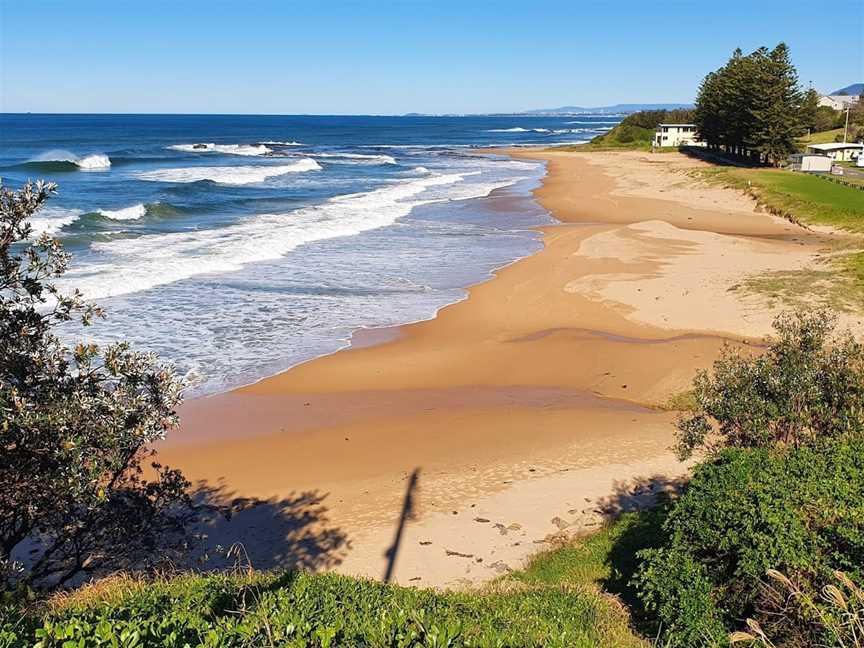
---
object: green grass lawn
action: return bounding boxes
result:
[697,166,864,232]
[1,514,666,648]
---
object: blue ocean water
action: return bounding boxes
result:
[0,113,620,395]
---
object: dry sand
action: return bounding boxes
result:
[159,149,834,587]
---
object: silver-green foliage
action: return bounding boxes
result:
[0,182,192,592]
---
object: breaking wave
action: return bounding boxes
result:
[134,159,321,185]
[62,169,530,300]
[98,204,148,220]
[485,127,551,133]
[312,152,397,165]
[27,207,83,236]
[168,143,272,156]
[20,150,111,171]
[259,140,305,146]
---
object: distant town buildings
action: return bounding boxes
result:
[652,124,706,148]
[818,95,860,110]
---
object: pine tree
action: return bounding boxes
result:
[696,43,806,164]
[746,43,804,165]
[800,88,820,134]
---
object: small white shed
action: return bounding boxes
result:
[789,153,831,172]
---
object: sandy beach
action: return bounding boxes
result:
[159,149,836,587]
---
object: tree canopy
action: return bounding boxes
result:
[694,43,808,164]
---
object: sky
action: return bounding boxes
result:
[1,0,862,115]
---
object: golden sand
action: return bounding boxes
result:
[160,149,834,586]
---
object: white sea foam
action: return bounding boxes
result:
[135,159,321,185]
[63,168,532,300]
[27,207,83,236]
[565,121,621,125]
[313,152,397,165]
[168,143,272,156]
[485,127,553,133]
[259,140,305,146]
[411,166,431,174]
[98,204,147,220]
[77,154,112,170]
[551,128,604,134]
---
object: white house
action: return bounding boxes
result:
[653,124,705,148]
[806,142,864,162]
[818,95,860,111]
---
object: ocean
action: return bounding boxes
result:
[0,113,620,395]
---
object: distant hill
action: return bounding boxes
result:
[522,103,693,115]
[832,83,863,96]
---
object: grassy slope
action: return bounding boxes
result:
[554,122,656,152]
[798,127,845,147]
[694,165,864,311]
[696,167,864,231]
[1,515,667,648]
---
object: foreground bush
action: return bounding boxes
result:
[635,439,864,647]
[0,569,644,648]
[1,181,192,593]
[676,310,864,459]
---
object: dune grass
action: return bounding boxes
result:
[0,514,666,648]
[691,165,864,312]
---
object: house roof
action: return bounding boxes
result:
[657,123,696,127]
[807,142,864,151]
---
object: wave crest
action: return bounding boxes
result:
[134,159,321,185]
[62,169,532,300]
[27,207,83,236]
[98,204,147,220]
[313,152,397,165]
[22,150,111,171]
[168,143,273,156]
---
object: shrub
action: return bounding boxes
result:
[0,182,193,593]
[676,310,864,460]
[635,440,864,647]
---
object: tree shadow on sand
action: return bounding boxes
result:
[180,481,350,574]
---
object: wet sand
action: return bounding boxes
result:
[160,149,828,586]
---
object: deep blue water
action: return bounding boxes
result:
[0,113,620,394]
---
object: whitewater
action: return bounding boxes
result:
[1,113,618,394]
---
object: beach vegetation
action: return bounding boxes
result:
[688,163,864,309]
[635,438,864,647]
[0,562,649,647]
[0,182,194,594]
[675,310,864,460]
[633,311,864,647]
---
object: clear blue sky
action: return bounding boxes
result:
[1,0,861,114]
